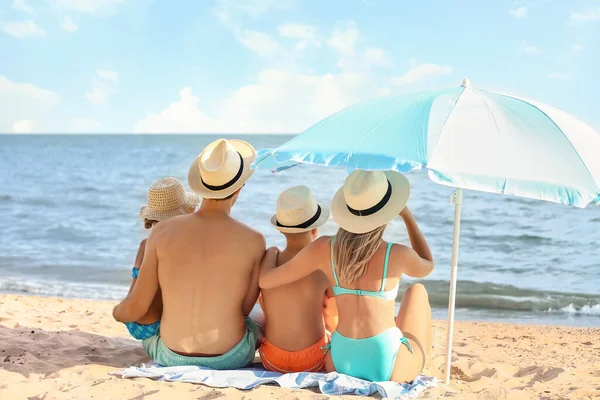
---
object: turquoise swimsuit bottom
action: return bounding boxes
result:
[124,267,161,340]
[329,240,413,382]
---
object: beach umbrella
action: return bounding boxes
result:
[252,78,600,384]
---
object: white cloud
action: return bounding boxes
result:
[84,88,108,104]
[135,87,235,133]
[278,23,320,47]
[392,62,453,85]
[364,48,392,67]
[96,69,118,82]
[572,44,584,54]
[61,16,78,32]
[509,6,527,18]
[12,0,34,14]
[570,8,600,22]
[238,30,281,57]
[547,73,572,81]
[0,76,60,105]
[0,76,60,132]
[84,70,118,104]
[2,20,46,39]
[328,20,359,56]
[52,0,127,14]
[135,69,385,133]
[12,119,34,133]
[71,117,101,132]
[523,45,541,55]
[215,0,297,18]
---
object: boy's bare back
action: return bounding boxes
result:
[260,248,329,351]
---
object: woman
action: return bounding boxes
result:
[259,170,434,383]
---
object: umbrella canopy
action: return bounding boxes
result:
[253,79,600,385]
[255,79,600,208]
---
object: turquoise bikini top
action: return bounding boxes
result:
[330,239,399,300]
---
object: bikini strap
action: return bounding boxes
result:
[380,242,393,291]
[330,237,340,286]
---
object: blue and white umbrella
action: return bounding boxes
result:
[253,79,600,384]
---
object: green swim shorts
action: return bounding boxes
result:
[142,317,259,369]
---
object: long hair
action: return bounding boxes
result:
[332,225,386,283]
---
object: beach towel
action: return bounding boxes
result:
[112,363,437,399]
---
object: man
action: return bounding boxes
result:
[113,139,265,369]
[259,185,335,373]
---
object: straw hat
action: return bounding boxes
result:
[331,170,410,234]
[270,185,330,233]
[188,139,256,199]
[140,177,199,221]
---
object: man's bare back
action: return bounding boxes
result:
[155,209,265,355]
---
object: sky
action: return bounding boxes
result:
[1,0,599,133]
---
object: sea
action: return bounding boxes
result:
[0,134,598,327]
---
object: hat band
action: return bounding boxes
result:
[347,180,392,217]
[277,205,322,229]
[200,152,244,191]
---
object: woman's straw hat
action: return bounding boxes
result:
[331,170,410,234]
[188,139,256,199]
[270,185,330,233]
[140,177,199,221]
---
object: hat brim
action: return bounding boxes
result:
[331,171,410,234]
[140,192,199,221]
[269,203,331,233]
[188,140,256,199]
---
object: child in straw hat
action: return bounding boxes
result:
[123,177,199,340]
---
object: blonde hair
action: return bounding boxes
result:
[332,225,386,283]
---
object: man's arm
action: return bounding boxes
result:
[113,230,160,323]
[241,234,266,316]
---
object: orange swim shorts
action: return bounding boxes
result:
[259,336,329,373]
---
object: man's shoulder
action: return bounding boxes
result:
[232,219,265,242]
[150,214,190,237]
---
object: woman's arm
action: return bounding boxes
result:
[259,239,325,289]
[399,207,434,278]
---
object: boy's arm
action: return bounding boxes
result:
[322,285,338,333]
[126,239,147,295]
[242,234,266,316]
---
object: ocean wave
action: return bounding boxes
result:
[24,197,56,207]
[0,276,128,300]
[549,304,600,316]
[77,185,103,194]
[405,279,600,316]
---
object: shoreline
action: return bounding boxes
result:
[1,293,599,399]
[2,285,597,329]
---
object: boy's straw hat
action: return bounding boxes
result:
[271,185,330,233]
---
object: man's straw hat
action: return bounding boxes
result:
[188,139,256,199]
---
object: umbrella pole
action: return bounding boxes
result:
[443,188,463,385]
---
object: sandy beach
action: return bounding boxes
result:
[0,293,598,400]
